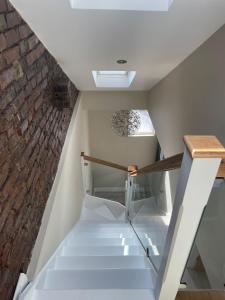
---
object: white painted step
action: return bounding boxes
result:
[67,237,139,246]
[53,255,152,270]
[61,245,145,256]
[40,269,156,289]
[34,289,155,300]
[77,222,131,228]
[71,232,135,238]
[73,227,133,234]
[137,233,166,246]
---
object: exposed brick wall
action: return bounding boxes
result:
[0,1,79,299]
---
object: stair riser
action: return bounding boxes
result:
[61,246,145,256]
[53,256,152,270]
[67,238,139,246]
[41,269,156,289]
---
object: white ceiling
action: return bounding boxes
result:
[11,0,225,91]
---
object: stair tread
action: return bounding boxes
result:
[62,245,145,256]
[54,255,152,270]
[19,196,159,300]
[34,289,155,300]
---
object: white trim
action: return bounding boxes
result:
[13,274,29,300]
[94,187,126,193]
[26,95,84,280]
[156,149,222,300]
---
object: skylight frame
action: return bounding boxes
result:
[92,70,136,88]
[70,0,174,11]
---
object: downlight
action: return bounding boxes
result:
[117,59,127,65]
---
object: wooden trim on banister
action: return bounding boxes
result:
[184,135,225,159]
[217,160,225,178]
[132,153,184,175]
[81,153,128,172]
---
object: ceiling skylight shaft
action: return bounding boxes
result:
[70,0,174,11]
[92,70,136,88]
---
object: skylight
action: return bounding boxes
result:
[70,0,174,11]
[92,71,136,88]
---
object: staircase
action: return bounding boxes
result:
[19,195,157,300]
[18,136,225,300]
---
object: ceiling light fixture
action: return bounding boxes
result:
[112,110,141,137]
[117,59,127,65]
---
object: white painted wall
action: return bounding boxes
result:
[88,110,157,168]
[82,91,158,190]
[148,25,225,288]
[10,0,225,91]
[82,91,149,111]
[148,25,225,157]
[27,95,90,279]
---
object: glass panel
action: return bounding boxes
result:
[129,168,180,271]
[181,180,225,290]
[83,159,128,206]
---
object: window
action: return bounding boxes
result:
[129,110,155,137]
[92,70,136,88]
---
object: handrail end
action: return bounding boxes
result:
[184,135,225,159]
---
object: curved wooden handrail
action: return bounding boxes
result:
[131,153,184,176]
[81,153,128,172]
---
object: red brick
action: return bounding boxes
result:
[5,29,20,47]
[18,24,31,39]
[0,0,7,13]
[0,5,78,300]
[0,14,7,32]
[3,46,20,65]
[6,0,15,12]
[27,34,39,50]
[0,53,6,71]
[0,86,16,110]
[26,44,45,66]
[34,95,43,111]
[0,67,14,90]
[20,119,28,135]
[6,11,21,28]
[0,161,10,188]
[0,33,7,51]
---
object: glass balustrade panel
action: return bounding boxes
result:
[83,159,128,206]
[129,168,180,271]
[181,180,225,290]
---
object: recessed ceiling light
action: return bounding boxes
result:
[92,70,136,88]
[117,59,127,65]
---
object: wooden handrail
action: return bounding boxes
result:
[132,153,225,178]
[81,153,128,172]
[81,151,225,178]
[131,153,184,175]
[217,160,225,178]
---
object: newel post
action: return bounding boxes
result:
[156,136,225,300]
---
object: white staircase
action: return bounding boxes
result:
[19,195,156,300]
